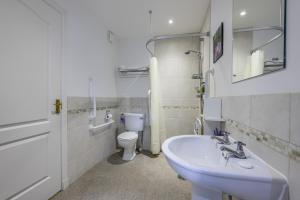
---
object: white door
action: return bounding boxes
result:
[0,0,62,199]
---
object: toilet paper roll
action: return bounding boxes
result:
[105,113,113,120]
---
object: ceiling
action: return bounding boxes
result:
[233,0,282,28]
[81,0,210,39]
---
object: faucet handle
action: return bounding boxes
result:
[234,141,246,146]
[234,141,246,152]
[223,131,230,143]
[223,131,230,136]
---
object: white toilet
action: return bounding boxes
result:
[117,113,144,161]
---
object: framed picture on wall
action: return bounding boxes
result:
[213,22,224,63]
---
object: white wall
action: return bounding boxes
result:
[200,8,211,77]
[58,0,118,97]
[210,0,300,97]
[116,37,151,97]
[53,0,119,189]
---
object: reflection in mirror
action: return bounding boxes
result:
[232,0,285,83]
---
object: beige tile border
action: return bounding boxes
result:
[67,97,149,114]
[67,105,119,114]
[225,119,300,163]
[67,96,120,114]
[162,105,199,110]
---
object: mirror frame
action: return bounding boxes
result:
[231,0,287,83]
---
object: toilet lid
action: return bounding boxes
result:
[118,131,138,140]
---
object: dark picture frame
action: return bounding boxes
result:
[213,22,224,63]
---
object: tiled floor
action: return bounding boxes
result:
[51,151,192,200]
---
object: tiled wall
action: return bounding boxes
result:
[162,103,200,137]
[221,93,300,200]
[67,96,153,184]
[67,97,119,184]
[155,37,201,138]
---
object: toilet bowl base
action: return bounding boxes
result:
[122,145,136,161]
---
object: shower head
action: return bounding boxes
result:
[184,50,201,56]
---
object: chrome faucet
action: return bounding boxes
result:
[211,131,231,145]
[220,141,247,159]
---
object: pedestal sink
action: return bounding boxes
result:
[162,135,288,200]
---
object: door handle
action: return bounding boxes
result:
[54,99,62,114]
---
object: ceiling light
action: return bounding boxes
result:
[168,19,174,25]
[240,10,247,17]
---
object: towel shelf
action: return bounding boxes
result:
[200,114,225,122]
[89,119,115,133]
[119,68,149,73]
[118,66,149,77]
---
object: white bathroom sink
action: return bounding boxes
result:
[162,135,288,200]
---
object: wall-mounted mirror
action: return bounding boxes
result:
[232,0,286,83]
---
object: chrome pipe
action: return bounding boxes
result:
[234,26,284,54]
[250,31,283,54]
[146,39,155,57]
[146,32,210,57]
[233,26,283,33]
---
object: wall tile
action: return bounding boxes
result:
[222,96,251,125]
[158,58,179,78]
[224,120,249,143]
[179,120,195,135]
[222,93,300,199]
[67,97,89,111]
[96,97,119,108]
[177,79,195,98]
[67,97,118,185]
[155,37,201,139]
[161,78,179,98]
[67,96,119,113]
[165,118,180,137]
[247,136,289,176]
[181,98,200,107]
[179,59,200,79]
[119,98,130,107]
[129,97,148,107]
[291,94,300,146]
[289,159,300,200]
[163,109,179,119]
[142,126,151,150]
[224,120,289,176]
[67,159,78,184]
[250,94,290,141]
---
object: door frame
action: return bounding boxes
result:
[42,0,69,190]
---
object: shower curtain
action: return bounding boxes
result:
[149,57,166,154]
[243,50,265,79]
[251,50,265,76]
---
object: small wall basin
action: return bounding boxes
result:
[162,135,288,200]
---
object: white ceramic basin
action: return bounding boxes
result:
[162,135,288,200]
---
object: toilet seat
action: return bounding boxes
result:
[118,131,138,141]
